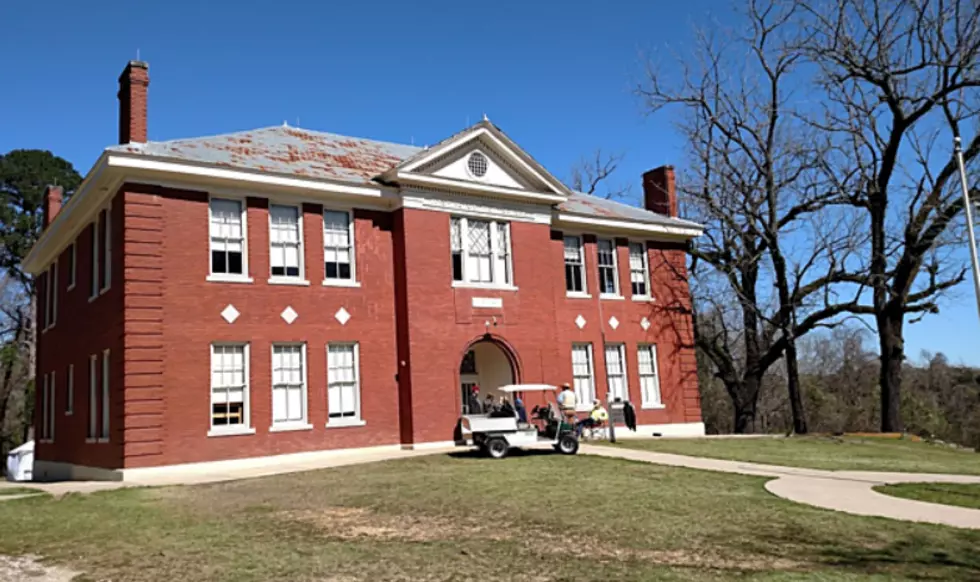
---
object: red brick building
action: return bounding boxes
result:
[26,61,704,480]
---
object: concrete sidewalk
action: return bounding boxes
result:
[581,444,980,529]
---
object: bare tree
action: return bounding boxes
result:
[640,0,869,432]
[569,149,633,199]
[801,0,980,431]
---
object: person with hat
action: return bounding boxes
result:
[467,386,483,414]
[557,382,578,422]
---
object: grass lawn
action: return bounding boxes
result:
[875,483,980,510]
[1,452,979,581]
[0,487,43,497]
[614,436,980,474]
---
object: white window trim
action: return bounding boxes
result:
[87,354,97,442]
[268,203,308,285]
[65,364,74,416]
[49,371,56,442]
[604,343,629,403]
[207,195,253,284]
[322,207,359,287]
[639,344,665,409]
[629,241,652,301]
[89,216,99,301]
[270,343,309,429]
[100,205,111,295]
[40,373,52,443]
[571,343,596,412]
[451,216,515,290]
[207,343,255,437]
[51,262,58,327]
[597,238,622,299]
[326,342,365,428]
[67,242,76,291]
[99,349,110,442]
[563,235,588,298]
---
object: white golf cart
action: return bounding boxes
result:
[458,383,580,459]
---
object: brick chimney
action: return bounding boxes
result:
[642,166,677,217]
[42,185,64,228]
[118,60,149,144]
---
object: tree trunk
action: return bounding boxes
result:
[732,375,760,433]
[785,336,808,434]
[877,309,905,432]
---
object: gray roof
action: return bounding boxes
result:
[108,125,699,229]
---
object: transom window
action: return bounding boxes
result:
[323,210,355,282]
[269,205,302,279]
[327,343,361,423]
[271,344,307,425]
[597,239,619,296]
[211,344,249,430]
[210,198,245,276]
[450,216,513,285]
[629,242,650,298]
[563,236,586,294]
[604,344,628,402]
[571,344,595,406]
[638,344,662,407]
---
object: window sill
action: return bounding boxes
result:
[38,439,53,444]
[268,277,311,286]
[65,411,73,417]
[631,295,653,303]
[565,292,592,300]
[451,281,519,291]
[85,438,96,444]
[99,286,110,296]
[88,294,99,303]
[96,438,109,443]
[207,274,254,284]
[322,279,361,288]
[269,422,314,433]
[326,418,366,429]
[600,294,625,301]
[207,426,256,438]
[642,403,666,410]
[67,284,76,292]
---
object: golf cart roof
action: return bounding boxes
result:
[498,384,558,393]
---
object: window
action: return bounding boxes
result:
[449,216,512,286]
[43,262,57,330]
[101,207,111,292]
[66,364,74,415]
[571,344,595,407]
[101,349,110,441]
[629,242,650,298]
[597,239,619,296]
[209,198,246,277]
[638,344,662,407]
[88,354,97,440]
[40,372,54,442]
[67,242,76,290]
[271,344,307,426]
[323,210,355,282]
[467,152,488,178]
[269,205,303,279]
[210,344,250,432]
[327,343,362,424]
[604,344,629,402]
[90,218,99,299]
[564,236,586,294]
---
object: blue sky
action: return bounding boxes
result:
[1,0,975,365]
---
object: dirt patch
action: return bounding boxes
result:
[0,555,79,582]
[283,507,510,542]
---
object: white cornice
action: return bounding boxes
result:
[394,172,566,204]
[553,212,704,240]
[399,188,551,224]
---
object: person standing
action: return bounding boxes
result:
[468,386,483,414]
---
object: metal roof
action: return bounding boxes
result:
[107,125,700,228]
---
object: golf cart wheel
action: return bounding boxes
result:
[557,435,579,455]
[485,437,509,459]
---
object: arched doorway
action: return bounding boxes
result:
[459,339,517,413]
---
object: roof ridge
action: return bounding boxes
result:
[119,125,422,152]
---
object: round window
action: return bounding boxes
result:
[467,152,488,178]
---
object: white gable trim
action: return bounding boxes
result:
[554,212,703,239]
[395,127,568,196]
[394,172,566,204]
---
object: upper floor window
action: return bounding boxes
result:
[563,236,586,295]
[101,207,111,293]
[209,198,246,278]
[43,261,57,330]
[89,218,99,299]
[450,216,512,286]
[323,210,355,284]
[597,238,619,297]
[269,205,303,280]
[629,242,650,298]
[67,242,76,290]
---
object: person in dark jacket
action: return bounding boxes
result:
[623,400,637,431]
[468,386,483,414]
[514,397,528,423]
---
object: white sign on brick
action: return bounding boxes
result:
[472,297,503,309]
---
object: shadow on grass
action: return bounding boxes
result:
[447,447,564,460]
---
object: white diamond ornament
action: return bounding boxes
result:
[608,316,620,330]
[575,315,587,329]
[221,304,240,324]
[640,317,651,331]
[335,307,351,325]
[281,306,298,325]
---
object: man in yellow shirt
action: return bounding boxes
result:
[576,399,608,437]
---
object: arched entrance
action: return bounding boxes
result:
[458,338,518,413]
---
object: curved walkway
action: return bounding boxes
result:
[581,444,980,529]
